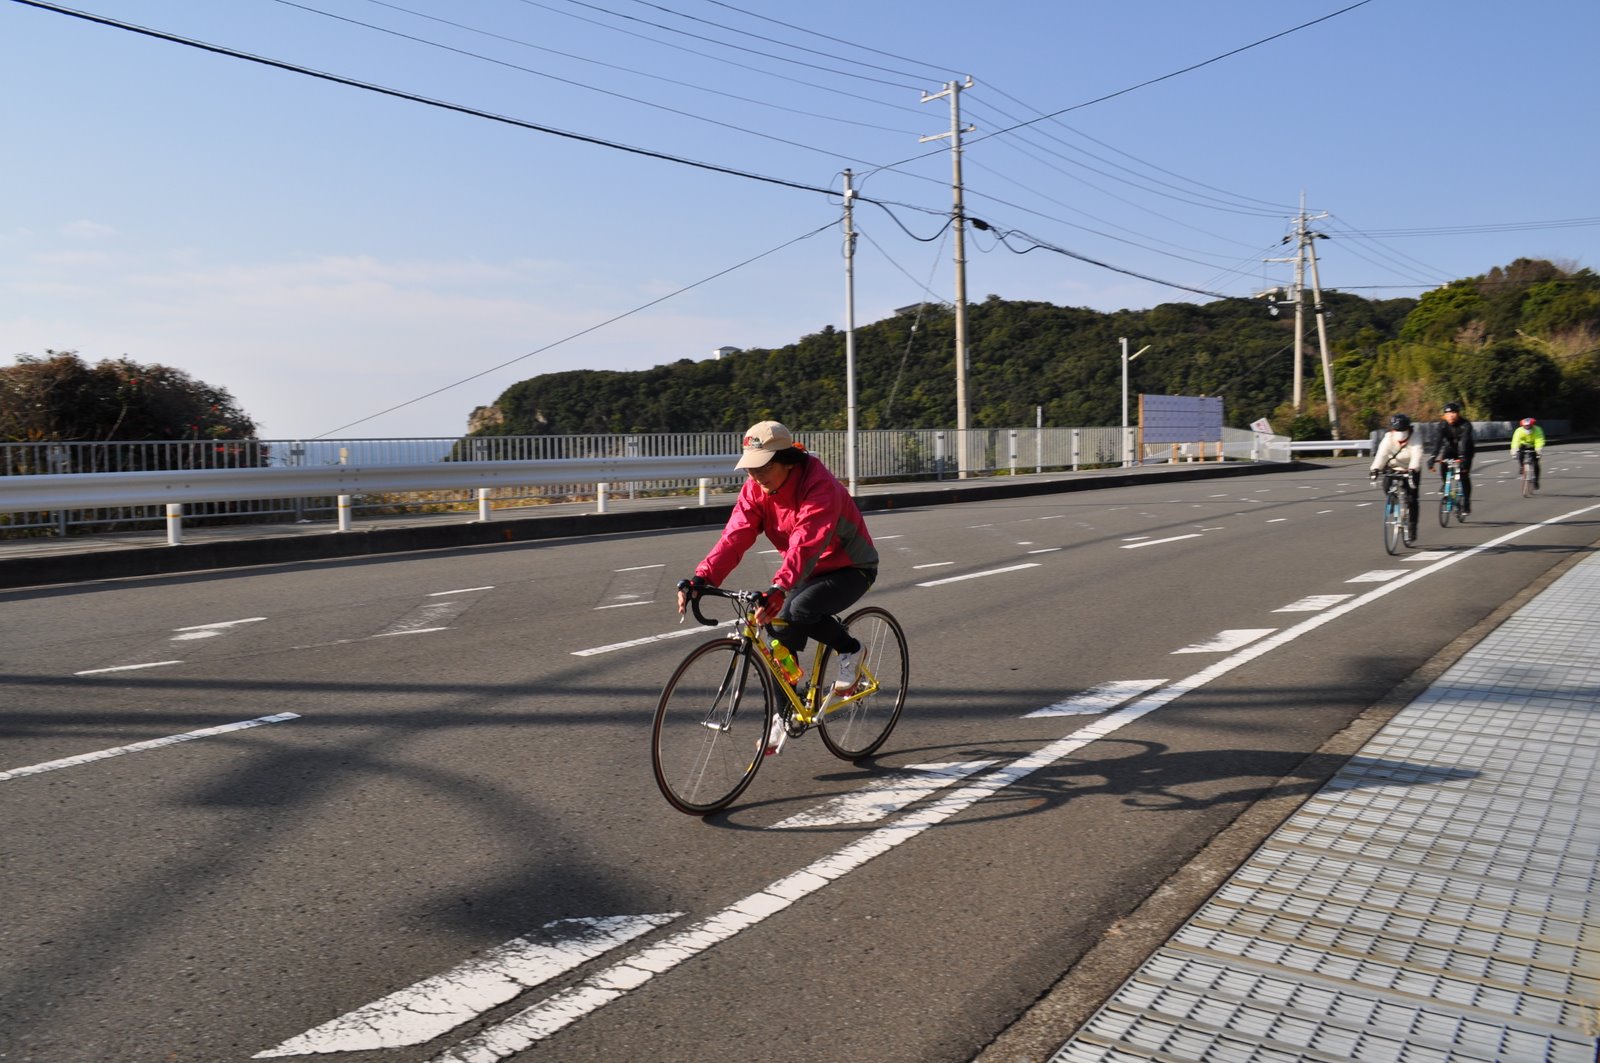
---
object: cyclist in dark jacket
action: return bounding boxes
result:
[1427,402,1476,515]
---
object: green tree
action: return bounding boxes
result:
[0,351,257,444]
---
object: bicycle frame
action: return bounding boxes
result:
[735,610,879,725]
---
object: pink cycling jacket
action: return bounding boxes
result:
[696,456,878,591]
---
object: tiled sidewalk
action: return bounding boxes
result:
[1048,554,1600,1063]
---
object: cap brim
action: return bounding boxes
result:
[736,448,776,469]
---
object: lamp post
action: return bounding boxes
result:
[1120,337,1150,467]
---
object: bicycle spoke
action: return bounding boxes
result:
[652,640,770,815]
[817,607,907,760]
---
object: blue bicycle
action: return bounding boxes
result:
[1380,471,1416,555]
[1437,458,1466,527]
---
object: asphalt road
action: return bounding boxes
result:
[3,445,1597,1063]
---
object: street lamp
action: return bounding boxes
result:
[1120,337,1150,467]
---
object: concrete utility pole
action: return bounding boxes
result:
[921,77,974,478]
[1267,193,1332,419]
[842,169,859,494]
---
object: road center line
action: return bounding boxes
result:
[0,713,300,782]
[916,563,1041,587]
[75,660,183,676]
[431,501,1600,1062]
[1121,534,1202,549]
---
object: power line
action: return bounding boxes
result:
[12,0,841,197]
[315,217,841,438]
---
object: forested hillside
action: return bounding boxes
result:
[467,259,1599,440]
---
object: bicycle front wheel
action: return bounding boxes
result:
[1383,497,1403,555]
[1438,478,1453,528]
[1521,462,1534,498]
[816,607,908,760]
[651,639,771,815]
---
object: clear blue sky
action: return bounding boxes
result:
[4,0,1596,439]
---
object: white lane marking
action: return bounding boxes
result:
[430,586,494,596]
[615,564,664,572]
[0,713,300,782]
[916,563,1041,587]
[1024,679,1166,718]
[572,622,733,657]
[1028,548,1062,555]
[1266,518,1288,523]
[1409,550,1451,561]
[1348,570,1406,583]
[1274,595,1352,613]
[171,617,266,641]
[1173,629,1276,654]
[432,500,1600,1062]
[771,761,998,829]
[1317,509,1334,514]
[875,534,906,539]
[1121,534,1202,549]
[1122,535,1150,542]
[1355,502,1376,508]
[376,600,469,637]
[254,914,679,1057]
[912,561,954,570]
[372,627,449,637]
[595,601,652,610]
[1016,540,1034,545]
[74,660,183,676]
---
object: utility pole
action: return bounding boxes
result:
[842,169,859,494]
[1266,193,1332,419]
[1305,223,1337,439]
[921,77,974,478]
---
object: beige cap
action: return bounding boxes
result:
[735,420,794,468]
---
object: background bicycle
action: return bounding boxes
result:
[652,584,908,815]
[1438,458,1466,526]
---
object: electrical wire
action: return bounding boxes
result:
[314,217,841,438]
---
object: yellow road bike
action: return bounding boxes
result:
[652,584,908,815]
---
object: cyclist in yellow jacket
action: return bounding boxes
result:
[1511,418,1545,490]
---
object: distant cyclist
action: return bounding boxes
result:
[1370,413,1424,540]
[1511,417,1545,490]
[1427,402,1476,515]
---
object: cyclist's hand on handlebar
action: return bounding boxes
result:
[753,586,785,626]
[676,575,706,616]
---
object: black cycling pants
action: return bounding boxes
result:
[773,566,874,656]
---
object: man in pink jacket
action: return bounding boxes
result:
[678,420,879,698]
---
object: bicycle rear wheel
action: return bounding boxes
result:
[652,639,771,815]
[816,607,908,760]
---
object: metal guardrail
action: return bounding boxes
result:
[1289,439,1374,453]
[0,425,1292,539]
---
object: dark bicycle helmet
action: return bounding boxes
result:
[1520,417,1537,427]
[1442,402,1462,414]
[1389,413,1412,431]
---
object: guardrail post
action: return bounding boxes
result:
[698,478,709,506]
[165,503,184,545]
[1008,430,1018,475]
[596,482,609,514]
[477,487,491,522]
[337,495,352,532]
[1071,429,1081,471]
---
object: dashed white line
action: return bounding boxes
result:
[770,761,997,829]
[1348,570,1406,583]
[0,713,300,782]
[614,565,664,572]
[1024,679,1166,718]
[1028,548,1062,555]
[1121,534,1202,549]
[595,601,653,610]
[1173,629,1276,654]
[75,660,183,676]
[1274,594,1353,613]
[916,563,1041,587]
[572,622,733,657]
[255,914,679,1056]
[430,586,494,596]
[913,562,955,570]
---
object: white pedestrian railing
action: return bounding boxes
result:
[0,425,1289,538]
